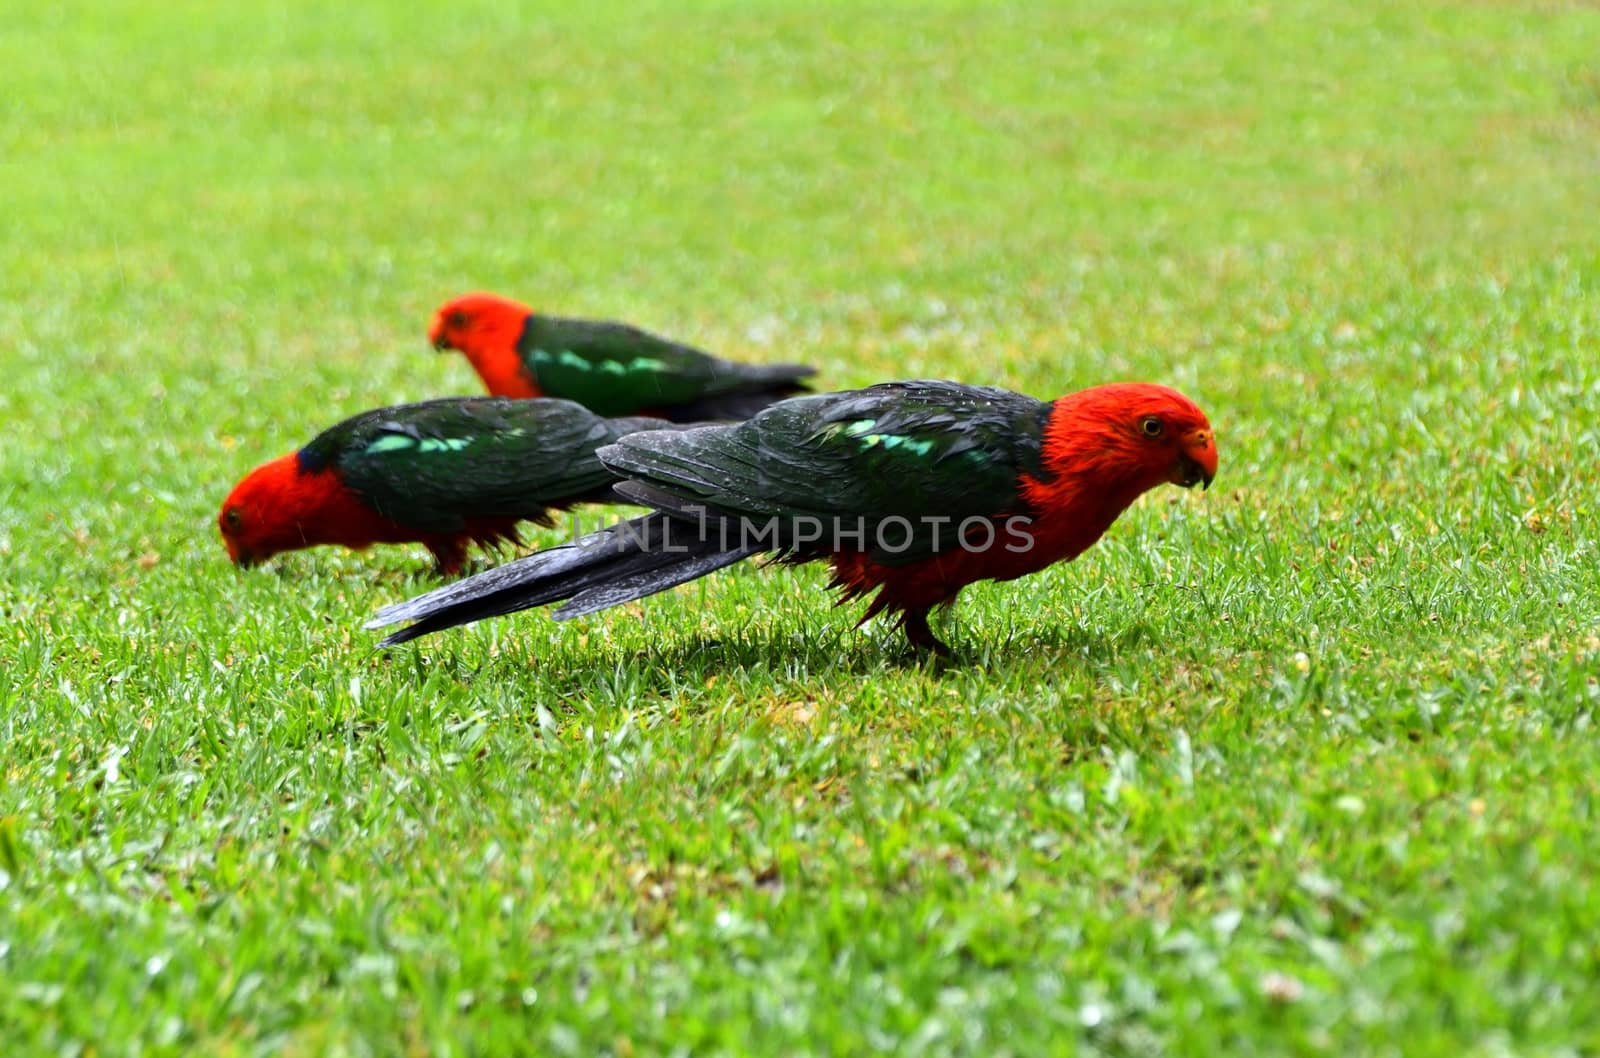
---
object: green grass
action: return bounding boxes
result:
[4,0,1600,1053]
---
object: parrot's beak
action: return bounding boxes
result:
[1177,429,1217,490]
[1174,457,1212,490]
[427,312,451,351]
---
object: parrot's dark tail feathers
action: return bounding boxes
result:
[366,511,756,646]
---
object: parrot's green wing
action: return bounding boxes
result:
[598,380,1053,563]
[517,315,814,419]
[298,397,674,532]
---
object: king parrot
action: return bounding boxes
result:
[219,396,685,574]
[428,291,815,421]
[367,380,1217,653]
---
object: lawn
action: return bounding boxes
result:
[4,0,1600,1053]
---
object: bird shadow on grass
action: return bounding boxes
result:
[367,613,1152,710]
[376,623,929,700]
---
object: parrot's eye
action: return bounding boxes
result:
[223,508,243,531]
[1139,416,1163,437]
[446,311,470,330]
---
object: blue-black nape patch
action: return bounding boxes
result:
[295,446,330,474]
[514,310,534,354]
[1028,400,1058,482]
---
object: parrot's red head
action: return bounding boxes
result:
[219,453,323,567]
[428,292,541,399]
[1030,382,1217,518]
[218,452,368,567]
